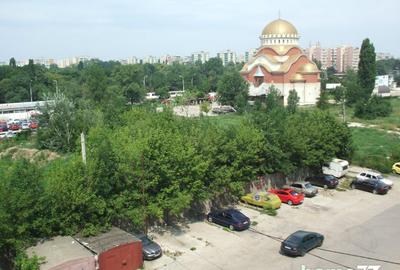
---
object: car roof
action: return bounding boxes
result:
[360,171,381,176]
[225,208,241,214]
[291,230,313,238]
[292,181,309,185]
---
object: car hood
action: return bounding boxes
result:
[380,179,393,186]
[143,242,161,253]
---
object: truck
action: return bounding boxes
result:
[322,158,349,178]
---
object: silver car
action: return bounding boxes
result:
[290,182,318,197]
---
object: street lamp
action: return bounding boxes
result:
[179,75,185,91]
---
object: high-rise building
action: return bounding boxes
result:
[217,50,237,66]
[191,51,210,64]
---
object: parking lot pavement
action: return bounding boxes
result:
[145,175,400,270]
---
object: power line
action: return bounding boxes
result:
[247,227,400,268]
[316,247,400,266]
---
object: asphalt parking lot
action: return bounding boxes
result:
[145,173,400,270]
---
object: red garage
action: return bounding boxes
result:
[76,227,143,270]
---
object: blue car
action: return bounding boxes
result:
[281,230,324,256]
[207,208,250,231]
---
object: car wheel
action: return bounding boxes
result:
[207,216,213,223]
[229,225,234,230]
[300,250,306,257]
[287,200,293,206]
[373,189,378,194]
[317,239,323,247]
[351,184,355,189]
[393,169,397,174]
[323,184,328,189]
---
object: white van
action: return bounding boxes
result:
[322,158,349,178]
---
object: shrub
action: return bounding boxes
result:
[354,96,393,119]
[262,205,277,216]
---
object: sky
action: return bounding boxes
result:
[0,0,399,61]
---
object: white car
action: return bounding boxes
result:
[356,172,393,187]
[0,131,15,139]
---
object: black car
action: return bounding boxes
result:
[305,174,338,189]
[351,179,390,195]
[280,230,324,256]
[207,208,250,231]
[133,233,162,260]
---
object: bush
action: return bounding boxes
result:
[354,96,393,119]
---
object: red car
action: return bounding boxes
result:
[29,121,38,129]
[9,123,21,131]
[269,188,304,205]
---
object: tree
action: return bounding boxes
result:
[217,71,248,109]
[342,69,361,105]
[287,89,299,114]
[316,90,329,110]
[124,82,145,104]
[358,38,376,100]
[36,93,79,152]
[265,85,283,111]
[9,57,16,67]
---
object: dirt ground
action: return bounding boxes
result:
[144,168,400,270]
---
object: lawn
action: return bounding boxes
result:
[351,127,400,173]
[326,97,400,130]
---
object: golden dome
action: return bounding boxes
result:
[298,63,319,74]
[290,73,305,82]
[261,19,298,37]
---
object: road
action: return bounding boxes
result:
[145,174,400,270]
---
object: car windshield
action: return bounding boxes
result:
[376,175,383,180]
[231,211,246,220]
[305,183,312,188]
[286,234,302,244]
[139,235,152,245]
[325,175,335,180]
[290,191,299,196]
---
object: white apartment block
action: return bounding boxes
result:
[216,50,237,66]
[191,51,210,64]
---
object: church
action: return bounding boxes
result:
[240,18,321,106]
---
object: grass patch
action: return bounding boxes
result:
[251,221,258,226]
[326,97,400,130]
[351,127,400,173]
[337,177,353,190]
[262,205,278,216]
[190,247,196,251]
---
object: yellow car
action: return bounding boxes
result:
[241,192,281,209]
[393,162,400,174]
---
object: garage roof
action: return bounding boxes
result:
[75,227,140,254]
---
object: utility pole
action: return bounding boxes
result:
[342,87,347,123]
[143,75,147,89]
[140,153,148,234]
[179,75,185,91]
[81,132,87,165]
[29,80,33,102]
[53,80,59,95]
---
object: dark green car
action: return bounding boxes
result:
[280,230,324,256]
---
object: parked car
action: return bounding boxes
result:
[351,179,390,194]
[393,163,400,174]
[305,174,339,189]
[29,121,38,129]
[241,192,281,209]
[322,158,349,178]
[207,208,250,231]
[289,182,318,197]
[9,122,21,131]
[0,122,8,132]
[356,171,393,187]
[0,131,16,139]
[21,122,30,130]
[132,232,162,260]
[280,230,324,256]
[269,188,304,205]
